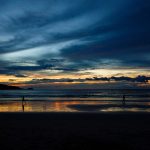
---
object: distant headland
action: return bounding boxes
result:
[0,84,22,90]
[0,84,33,90]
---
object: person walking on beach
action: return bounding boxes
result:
[123,95,126,106]
[22,96,25,112]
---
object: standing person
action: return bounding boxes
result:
[123,95,126,106]
[22,96,25,112]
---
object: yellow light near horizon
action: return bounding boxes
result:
[80,68,150,78]
[1,67,150,88]
[0,75,15,82]
[81,69,135,77]
[0,75,31,83]
[28,68,150,79]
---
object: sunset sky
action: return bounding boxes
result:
[0,0,150,89]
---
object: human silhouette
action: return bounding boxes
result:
[122,95,126,106]
[22,96,25,112]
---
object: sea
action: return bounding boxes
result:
[0,89,150,112]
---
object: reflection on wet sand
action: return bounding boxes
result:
[0,101,81,112]
[0,100,150,112]
[68,103,150,112]
[0,102,22,112]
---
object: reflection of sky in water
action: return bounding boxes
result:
[0,89,150,112]
[0,101,110,112]
[0,100,150,112]
[101,107,150,112]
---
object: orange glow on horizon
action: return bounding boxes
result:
[0,68,150,88]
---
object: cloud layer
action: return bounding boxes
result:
[0,0,150,87]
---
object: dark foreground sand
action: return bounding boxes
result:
[0,112,150,150]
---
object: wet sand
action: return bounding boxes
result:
[0,112,150,150]
[68,103,150,111]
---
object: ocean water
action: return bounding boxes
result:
[0,89,150,112]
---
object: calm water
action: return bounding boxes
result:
[0,89,150,112]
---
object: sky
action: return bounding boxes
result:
[0,0,150,89]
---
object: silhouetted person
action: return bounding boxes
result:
[22,96,25,112]
[122,95,126,106]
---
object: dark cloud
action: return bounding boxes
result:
[110,76,149,83]
[14,74,28,78]
[0,0,150,78]
[9,79,16,82]
[24,75,150,85]
[87,76,150,84]
[0,58,79,74]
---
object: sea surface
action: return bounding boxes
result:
[0,89,150,112]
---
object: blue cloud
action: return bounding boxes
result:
[0,0,150,76]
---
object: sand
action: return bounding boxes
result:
[0,112,150,150]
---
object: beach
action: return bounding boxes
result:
[0,0,149,149]
[0,90,150,149]
[0,112,150,150]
